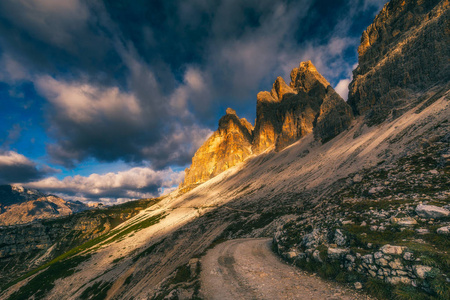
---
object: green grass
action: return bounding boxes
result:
[98,213,166,247]
[132,238,166,262]
[79,280,114,300]
[2,212,166,297]
[169,265,191,285]
[8,254,91,300]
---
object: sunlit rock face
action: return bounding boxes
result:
[181,61,353,191]
[180,108,253,192]
[253,61,353,151]
[348,0,450,124]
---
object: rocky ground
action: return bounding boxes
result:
[200,238,372,300]
[274,130,450,299]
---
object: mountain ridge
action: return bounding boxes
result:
[181,60,353,191]
[1,0,449,298]
[0,185,88,226]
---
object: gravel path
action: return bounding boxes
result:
[200,238,372,300]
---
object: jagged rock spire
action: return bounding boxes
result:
[181,61,354,192]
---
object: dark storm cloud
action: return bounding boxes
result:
[0,0,388,170]
[0,150,57,184]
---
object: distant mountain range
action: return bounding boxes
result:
[1,0,449,299]
[0,185,88,226]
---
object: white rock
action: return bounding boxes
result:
[413,265,432,279]
[380,244,406,255]
[362,254,373,264]
[345,254,355,263]
[387,276,411,285]
[390,217,417,226]
[312,250,323,262]
[327,247,349,259]
[353,174,362,183]
[374,252,383,259]
[415,228,430,235]
[415,204,450,219]
[389,258,403,270]
[334,229,346,246]
[436,225,450,235]
[354,282,363,289]
[376,258,388,266]
[302,229,322,248]
[403,252,414,261]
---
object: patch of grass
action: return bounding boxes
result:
[8,254,91,300]
[4,213,165,294]
[169,265,191,285]
[132,238,166,262]
[112,257,124,264]
[79,280,113,300]
[124,274,133,286]
[365,278,393,299]
[97,213,166,248]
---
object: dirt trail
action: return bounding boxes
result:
[200,238,372,300]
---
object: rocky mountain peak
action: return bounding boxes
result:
[180,108,254,192]
[181,60,354,191]
[0,185,88,226]
[271,77,295,101]
[225,107,237,115]
[348,0,449,124]
[290,60,330,93]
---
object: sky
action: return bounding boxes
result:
[0,0,388,204]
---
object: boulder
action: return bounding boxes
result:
[380,244,406,255]
[390,217,417,226]
[413,265,432,279]
[415,204,450,219]
[302,229,323,249]
[327,247,349,259]
[436,226,450,235]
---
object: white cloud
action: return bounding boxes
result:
[0,151,34,167]
[35,76,142,123]
[334,78,352,100]
[27,166,184,203]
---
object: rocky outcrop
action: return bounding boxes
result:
[348,0,450,124]
[253,61,353,151]
[0,185,87,226]
[180,108,253,192]
[181,61,353,191]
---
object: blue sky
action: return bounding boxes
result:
[0,0,387,203]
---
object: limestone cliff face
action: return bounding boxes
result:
[348,0,450,124]
[181,61,353,191]
[253,61,352,151]
[180,108,253,192]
